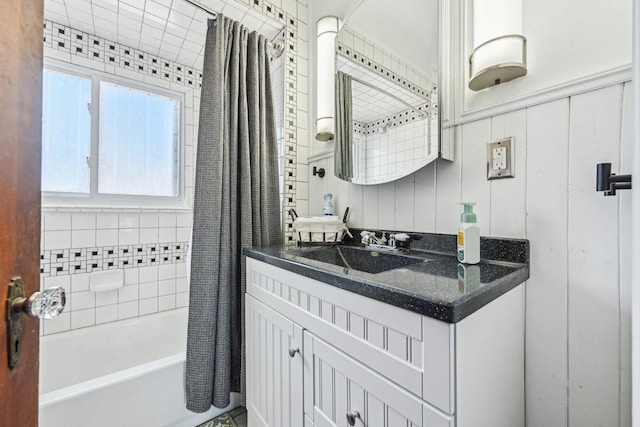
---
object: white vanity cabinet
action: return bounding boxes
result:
[245,258,524,427]
[246,294,304,427]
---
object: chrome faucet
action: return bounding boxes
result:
[360,231,410,251]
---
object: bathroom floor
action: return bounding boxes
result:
[229,406,247,427]
[197,406,247,427]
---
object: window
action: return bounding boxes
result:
[42,66,182,204]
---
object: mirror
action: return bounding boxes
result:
[333,0,440,185]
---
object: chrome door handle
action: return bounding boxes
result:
[6,277,66,369]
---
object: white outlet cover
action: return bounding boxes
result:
[487,137,515,180]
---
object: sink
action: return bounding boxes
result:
[288,245,427,274]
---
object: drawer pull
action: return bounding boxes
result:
[288,347,300,358]
[346,410,361,426]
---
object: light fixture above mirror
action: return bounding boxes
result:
[315,16,340,142]
[468,0,527,91]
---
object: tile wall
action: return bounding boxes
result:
[40,0,310,335]
[357,119,430,184]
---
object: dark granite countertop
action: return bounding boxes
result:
[245,231,529,323]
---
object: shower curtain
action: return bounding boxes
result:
[334,70,353,181]
[185,14,282,412]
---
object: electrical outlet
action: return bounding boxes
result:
[487,137,514,180]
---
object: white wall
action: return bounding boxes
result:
[305,1,633,425]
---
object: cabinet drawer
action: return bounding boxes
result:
[303,332,452,427]
[247,258,454,414]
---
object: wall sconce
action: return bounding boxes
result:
[468,0,527,91]
[316,16,340,142]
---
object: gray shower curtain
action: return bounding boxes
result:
[334,70,353,181]
[185,14,282,412]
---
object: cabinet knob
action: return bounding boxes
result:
[288,347,300,358]
[346,410,361,426]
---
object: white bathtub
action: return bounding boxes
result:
[39,308,239,427]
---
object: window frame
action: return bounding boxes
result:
[42,59,186,209]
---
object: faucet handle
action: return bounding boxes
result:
[392,233,410,242]
[360,230,374,244]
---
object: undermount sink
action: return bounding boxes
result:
[288,245,427,274]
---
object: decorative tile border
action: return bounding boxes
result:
[336,40,434,100]
[41,242,189,277]
[43,20,203,90]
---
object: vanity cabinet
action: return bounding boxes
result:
[246,295,304,427]
[245,258,524,427]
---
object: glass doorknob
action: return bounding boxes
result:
[12,286,66,319]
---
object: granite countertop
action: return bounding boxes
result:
[245,231,529,323]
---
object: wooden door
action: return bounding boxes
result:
[0,1,44,426]
[246,294,304,427]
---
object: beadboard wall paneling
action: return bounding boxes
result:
[567,84,623,427]
[489,110,527,238]
[524,98,570,427]
[618,82,633,427]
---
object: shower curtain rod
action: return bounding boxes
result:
[349,75,428,118]
[183,0,285,59]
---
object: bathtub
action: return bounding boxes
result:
[39,308,239,427]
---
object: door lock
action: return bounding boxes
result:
[6,277,66,369]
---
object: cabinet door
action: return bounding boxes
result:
[246,294,304,427]
[303,332,452,427]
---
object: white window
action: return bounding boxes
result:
[42,66,182,206]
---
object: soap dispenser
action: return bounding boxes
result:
[457,202,480,264]
[322,193,334,216]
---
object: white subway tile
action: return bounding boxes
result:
[140,228,159,244]
[44,312,71,334]
[72,213,96,230]
[44,230,71,250]
[158,263,175,280]
[139,213,159,228]
[176,292,189,308]
[159,227,176,242]
[118,301,139,320]
[139,265,158,283]
[70,291,95,311]
[71,308,95,329]
[176,212,192,227]
[118,284,139,303]
[176,262,187,278]
[139,281,158,299]
[72,230,96,247]
[96,305,118,324]
[158,294,176,311]
[97,213,119,229]
[71,273,90,292]
[118,228,139,245]
[45,213,72,231]
[96,229,118,246]
[44,275,71,290]
[139,297,158,315]
[158,213,177,227]
[124,268,139,285]
[176,226,191,242]
[118,213,140,229]
[176,277,188,293]
[158,278,176,296]
[95,290,118,306]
